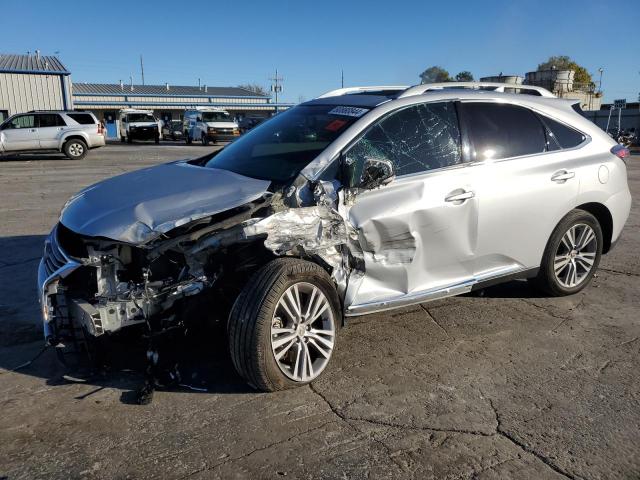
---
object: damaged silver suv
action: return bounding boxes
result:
[39,82,632,392]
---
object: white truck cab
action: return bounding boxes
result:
[118,109,160,144]
[183,108,240,145]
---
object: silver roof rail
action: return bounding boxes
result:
[398,82,555,98]
[316,85,409,99]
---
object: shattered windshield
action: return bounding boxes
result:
[203,105,365,182]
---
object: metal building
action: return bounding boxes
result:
[0,53,73,122]
[72,82,292,137]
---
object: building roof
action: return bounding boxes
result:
[73,83,269,98]
[0,53,70,74]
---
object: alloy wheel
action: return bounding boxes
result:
[270,282,335,382]
[69,143,84,157]
[554,223,597,288]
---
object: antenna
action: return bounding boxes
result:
[140,55,145,85]
[341,69,344,88]
[130,75,134,92]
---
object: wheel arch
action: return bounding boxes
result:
[61,134,88,149]
[575,202,613,253]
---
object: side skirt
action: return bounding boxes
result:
[345,266,539,317]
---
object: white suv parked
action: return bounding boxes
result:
[0,111,105,160]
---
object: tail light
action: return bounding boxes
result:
[611,144,630,163]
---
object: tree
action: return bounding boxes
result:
[455,71,474,82]
[238,83,269,96]
[536,56,592,87]
[419,66,451,84]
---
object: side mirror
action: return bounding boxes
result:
[359,157,395,190]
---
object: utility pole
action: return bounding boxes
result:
[270,69,284,113]
[598,67,604,92]
[140,55,145,86]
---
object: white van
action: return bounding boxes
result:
[183,108,240,145]
[118,109,160,144]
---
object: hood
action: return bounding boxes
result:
[129,122,158,127]
[205,121,238,128]
[60,161,271,245]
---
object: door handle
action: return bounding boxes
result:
[445,190,475,203]
[551,170,575,182]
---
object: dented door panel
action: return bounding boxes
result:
[346,168,478,307]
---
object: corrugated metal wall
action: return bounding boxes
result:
[0,73,67,115]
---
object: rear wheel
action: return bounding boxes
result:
[63,139,87,160]
[120,135,125,143]
[155,135,160,144]
[530,209,603,296]
[185,131,192,144]
[201,134,208,146]
[228,258,340,391]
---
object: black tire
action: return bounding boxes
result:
[120,136,125,143]
[529,209,603,296]
[63,139,88,160]
[155,135,160,144]
[127,135,132,144]
[201,134,208,146]
[228,258,341,392]
[185,132,192,144]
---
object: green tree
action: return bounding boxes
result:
[419,66,451,84]
[536,56,592,87]
[455,71,474,82]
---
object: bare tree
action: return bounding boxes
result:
[238,83,269,96]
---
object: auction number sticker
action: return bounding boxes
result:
[328,106,369,118]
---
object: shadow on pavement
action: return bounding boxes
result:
[0,235,253,401]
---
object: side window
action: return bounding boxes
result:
[538,115,586,150]
[7,115,35,129]
[345,102,462,179]
[461,103,547,160]
[38,114,66,127]
[66,113,95,125]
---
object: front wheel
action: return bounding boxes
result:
[201,134,208,146]
[530,209,603,296]
[228,258,340,391]
[63,139,87,160]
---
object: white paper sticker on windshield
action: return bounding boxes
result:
[328,106,369,118]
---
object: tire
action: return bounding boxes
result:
[63,139,87,160]
[228,258,341,392]
[120,136,125,143]
[185,132,192,144]
[155,135,160,144]
[127,135,132,144]
[529,209,603,296]
[201,134,208,146]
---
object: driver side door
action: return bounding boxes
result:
[1,114,39,151]
[343,101,480,312]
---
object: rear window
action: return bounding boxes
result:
[461,102,547,160]
[539,116,586,150]
[66,113,96,125]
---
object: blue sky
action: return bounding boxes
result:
[1,0,638,104]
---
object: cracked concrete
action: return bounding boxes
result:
[0,147,639,479]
